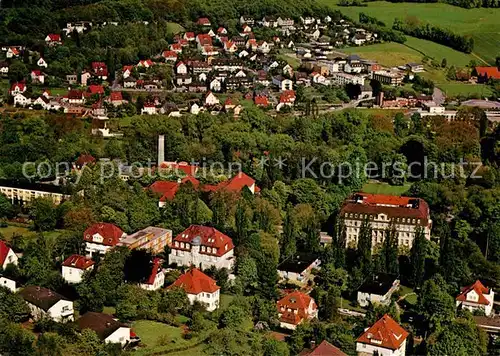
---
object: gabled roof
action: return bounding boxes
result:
[277,291,317,325]
[162,50,178,58]
[149,176,200,202]
[88,85,104,95]
[10,82,25,92]
[68,89,84,99]
[0,241,13,266]
[83,223,124,246]
[62,254,94,270]
[356,314,409,351]
[173,225,234,257]
[307,340,348,356]
[197,17,211,25]
[75,153,95,167]
[254,95,269,106]
[475,66,500,80]
[145,258,162,285]
[456,280,492,305]
[109,91,123,102]
[19,286,68,311]
[77,312,127,340]
[170,268,219,295]
[46,34,61,42]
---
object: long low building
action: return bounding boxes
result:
[0,180,71,205]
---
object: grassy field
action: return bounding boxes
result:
[277,50,301,68]
[320,1,500,64]
[399,285,418,305]
[131,320,207,355]
[0,224,66,242]
[362,181,412,195]
[167,22,185,35]
[437,83,493,97]
[341,42,421,67]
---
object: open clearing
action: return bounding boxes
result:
[320,0,500,64]
[362,181,412,195]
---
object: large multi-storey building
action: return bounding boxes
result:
[117,226,172,254]
[169,225,235,270]
[0,180,70,205]
[339,193,432,250]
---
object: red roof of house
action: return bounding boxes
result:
[10,82,25,92]
[307,340,348,356]
[0,241,12,266]
[32,70,42,76]
[357,314,409,351]
[149,176,200,202]
[109,91,123,102]
[162,50,177,59]
[68,89,84,99]
[277,291,317,325]
[202,172,260,194]
[91,62,108,76]
[254,95,269,106]
[123,65,133,72]
[340,193,430,223]
[172,225,234,257]
[75,153,96,167]
[9,47,20,55]
[184,32,195,39]
[176,61,185,67]
[160,161,199,176]
[217,27,226,34]
[83,223,124,246]
[88,85,104,95]
[47,34,61,42]
[170,268,220,295]
[197,34,212,46]
[145,258,162,285]
[475,66,500,80]
[62,254,94,270]
[456,280,491,305]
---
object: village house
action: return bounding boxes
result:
[37,57,48,68]
[184,32,195,41]
[45,34,62,46]
[331,72,365,86]
[262,16,278,28]
[277,253,321,284]
[170,268,220,311]
[277,90,296,111]
[14,93,31,107]
[61,255,95,284]
[10,82,26,96]
[356,314,409,356]
[83,222,127,256]
[340,193,432,249]
[475,66,500,83]
[77,312,131,346]
[20,286,74,322]
[117,226,172,255]
[162,50,178,62]
[0,62,9,75]
[254,95,269,107]
[6,47,20,58]
[30,70,44,84]
[239,16,255,25]
[372,70,404,86]
[277,17,294,27]
[272,75,293,91]
[357,274,400,307]
[107,91,126,106]
[0,275,17,292]
[139,258,165,291]
[197,17,211,27]
[302,340,348,356]
[141,103,158,115]
[81,71,91,86]
[204,91,220,106]
[456,280,495,316]
[0,240,18,269]
[277,291,318,330]
[0,181,70,205]
[66,74,78,85]
[67,89,85,105]
[169,225,235,270]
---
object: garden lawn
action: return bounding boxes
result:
[341,42,421,67]
[320,1,500,64]
[131,320,205,355]
[362,181,412,196]
[167,22,185,35]
[0,224,66,242]
[436,83,493,97]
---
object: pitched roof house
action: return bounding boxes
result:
[197,17,211,26]
[277,291,318,330]
[170,268,220,311]
[77,312,131,346]
[304,340,348,356]
[475,66,500,82]
[20,286,74,322]
[456,280,495,316]
[62,254,95,284]
[139,258,165,291]
[0,241,18,269]
[45,34,62,45]
[83,223,126,257]
[169,225,235,270]
[356,314,409,356]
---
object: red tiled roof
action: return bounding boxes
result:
[357,314,409,351]
[197,17,211,25]
[184,32,195,39]
[203,172,259,193]
[475,67,500,80]
[83,223,124,246]
[217,27,226,33]
[109,91,123,102]
[170,268,219,295]
[88,85,104,95]
[340,193,430,223]
[307,340,347,356]
[47,34,61,42]
[75,153,96,167]
[10,82,25,92]
[31,70,42,76]
[277,291,317,325]
[160,162,199,176]
[123,65,133,72]
[456,280,491,305]
[91,62,108,76]
[149,176,200,201]
[62,254,94,270]
[173,225,234,257]
[0,241,12,266]
[145,258,162,285]
[254,95,269,106]
[162,50,177,58]
[68,89,84,99]
[9,47,19,55]
[280,90,296,103]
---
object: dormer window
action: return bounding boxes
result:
[174,241,179,247]
[225,244,228,251]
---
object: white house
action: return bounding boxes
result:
[190,103,201,115]
[277,254,321,284]
[6,47,20,58]
[272,76,293,91]
[141,103,158,115]
[83,223,126,257]
[277,291,318,330]
[62,254,95,284]
[209,78,222,92]
[456,280,495,316]
[77,312,131,347]
[37,57,48,68]
[204,91,220,106]
[13,93,31,107]
[169,225,235,270]
[0,63,9,75]
[176,61,188,75]
[20,286,74,322]
[31,70,45,84]
[357,274,400,307]
[139,258,165,291]
[0,241,18,269]
[10,82,26,96]
[356,314,408,356]
[170,268,220,312]
[0,276,17,292]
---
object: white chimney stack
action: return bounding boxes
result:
[158,135,165,166]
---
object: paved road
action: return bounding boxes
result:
[433,87,446,106]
